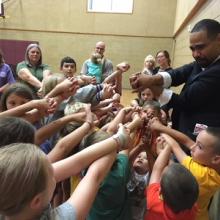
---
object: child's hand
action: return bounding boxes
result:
[82,75,97,85]
[122,106,134,114]
[58,77,79,99]
[101,83,115,100]
[34,98,57,116]
[149,117,163,131]
[116,62,130,72]
[112,93,121,103]
[156,135,166,155]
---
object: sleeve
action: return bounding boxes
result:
[80,60,88,75]
[52,202,77,220]
[182,156,220,185]
[169,63,195,86]
[167,62,220,111]
[74,84,103,106]
[146,183,161,210]
[16,61,27,73]
[5,64,16,84]
[42,64,51,71]
[157,72,172,88]
[158,88,173,106]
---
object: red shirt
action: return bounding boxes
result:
[145,183,197,220]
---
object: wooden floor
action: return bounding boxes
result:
[121,89,137,106]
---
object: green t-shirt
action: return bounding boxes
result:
[16,61,50,92]
[87,154,131,220]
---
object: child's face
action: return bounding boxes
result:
[190,130,217,166]
[141,106,160,121]
[61,62,76,78]
[140,88,154,102]
[6,93,30,110]
[133,151,149,174]
[144,60,154,70]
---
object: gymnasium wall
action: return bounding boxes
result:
[0,0,176,88]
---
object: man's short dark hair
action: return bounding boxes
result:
[60,56,76,68]
[191,19,220,40]
[161,163,199,213]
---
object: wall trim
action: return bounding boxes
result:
[0,27,173,39]
[174,0,207,37]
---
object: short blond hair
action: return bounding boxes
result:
[144,55,156,65]
[0,143,48,216]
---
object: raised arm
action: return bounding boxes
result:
[47,105,93,162]
[160,133,188,163]
[149,140,171,184]
[45,77,79,99]
[17,68,42,89]
[149,117,195,148]
[35,111,86,146]
[68,151,116,220]
[103,62,130,84]
[52,123,130,182]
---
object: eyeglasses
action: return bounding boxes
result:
[156,55,165,59]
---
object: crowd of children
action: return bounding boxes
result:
[0,41,219,220]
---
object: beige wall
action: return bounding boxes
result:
[173,0,220,68]
[174,0,198,33]
[0,0,176,88]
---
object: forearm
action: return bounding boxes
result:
[154,124,194,148]
[129,143,144,162]
[35,112,86,145]
[106,109,126,134]
[149,145,171,184]
[114,74,122,95]
[0,100,37,117]
[103,69,121,84]
[126,116,142,133]
[68,152,116,220]
[18,70,42,88]
[53,136,119,182]
[45,86,62,98]
[48,122,91,163]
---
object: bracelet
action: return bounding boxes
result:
[112,136,121,152]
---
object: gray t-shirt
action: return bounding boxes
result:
[0,202,76,220]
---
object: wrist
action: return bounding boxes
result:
[112,136,121,152]
[84,121,92,129]
[112,132,126,150]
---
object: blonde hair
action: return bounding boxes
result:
[41,73,65,96]
[0,143,48,216]
[144,55,156,66]
[91,52,102,64]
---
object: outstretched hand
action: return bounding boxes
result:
[116,62,130,72]
[129,73,163,97]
